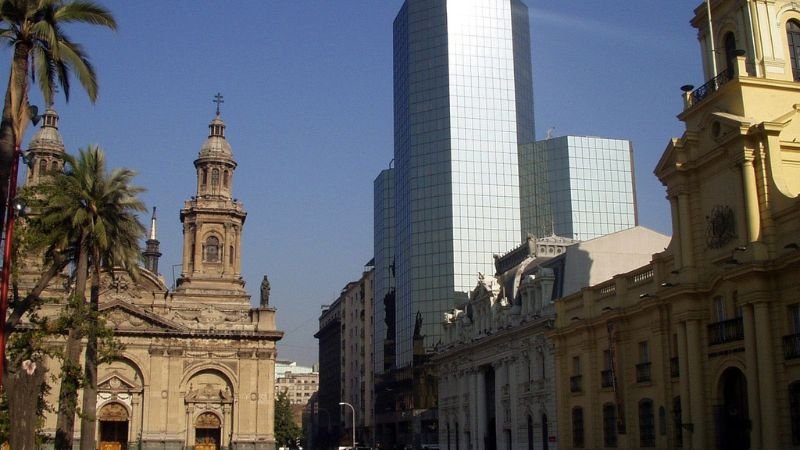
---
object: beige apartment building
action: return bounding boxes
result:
[550,1,800,449]
[16,109,282,450]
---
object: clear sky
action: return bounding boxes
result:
[4,1,704,366]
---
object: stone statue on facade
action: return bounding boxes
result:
[260,275,270,307]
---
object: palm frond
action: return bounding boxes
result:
[53,1,116,30]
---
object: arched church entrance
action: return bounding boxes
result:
[98,402,129,450]
[715,367,750,450]
[195,412,222,450]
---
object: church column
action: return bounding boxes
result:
[740,156,761,244]
[754,302,778,448]
[182,224,193,275]
[222,223,231,275]
[458,370,467,450]
[129,394,141,444]
[185,405,194,447]
[193,222,204,274]
[223,403,233,448]
[742,304,761,447]
[235,225,242,277]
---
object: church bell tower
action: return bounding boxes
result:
[175,95,247,297]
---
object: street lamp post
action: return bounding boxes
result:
[339,401,356,450]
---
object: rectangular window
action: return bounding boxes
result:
[714,296,726,322]
[790,304,800,334]
[639,341,650,363]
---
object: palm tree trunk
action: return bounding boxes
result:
[4,255,68,450]
[4,359,46,450]
[0,43,31,231]
[55,244,88,450]
[79,262,101,450]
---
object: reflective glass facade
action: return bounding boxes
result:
[520,136,638,241]
[393,0,534,367]
[373,168,395,375]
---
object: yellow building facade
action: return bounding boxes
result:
[550,1,800,449]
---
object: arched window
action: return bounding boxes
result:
[724,32,737,76]
[50,160,59,172]
[603,403,618,447]
[639,398,655,447]
[205,236,220,262]
[572,407,584,448]
[790,381,800,444]
[38,159,47,177]
[201,169,208,187]
[229,245,234,265]
[211,169,220,189]
[223,170,229,188]
[788,20,800,81]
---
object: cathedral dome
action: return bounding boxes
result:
[27,107,64,154]
[198,116,233,158]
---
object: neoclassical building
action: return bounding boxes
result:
[550,1,800,449]
[21,107,282,450]
[435,228,668,450]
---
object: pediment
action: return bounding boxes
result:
[98,371,141,393]
[100,299,184,333]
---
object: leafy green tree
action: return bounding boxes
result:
[39,146,145,450]
[0,0,116,229]
[274,390,302,448]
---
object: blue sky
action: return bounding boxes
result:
[5,1,704,366]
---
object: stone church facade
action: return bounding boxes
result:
[21,107,282,450]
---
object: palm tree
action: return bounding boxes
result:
[39,145,145,450]
[0,0,116,225]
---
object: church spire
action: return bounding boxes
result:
[176,95,247,294]
[143,206,161,274]
[25,106,65,186]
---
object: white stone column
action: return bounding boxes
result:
[129,394,141,443]
[494,362,503,450]
[470,369,479,450]
[508,358,519,448]
[477,369,487,449]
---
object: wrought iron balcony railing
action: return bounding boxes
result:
[690,68,733,105]
[636,362,652,383]
[783,333,800,360]
[708,317,744,345]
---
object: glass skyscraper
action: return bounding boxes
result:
[519,136,638,241]
[373,168,395,375]
[392,0,535,367]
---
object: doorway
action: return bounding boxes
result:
[716,367,750,450]
[98,402,129,450]
[195,412,222,450]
